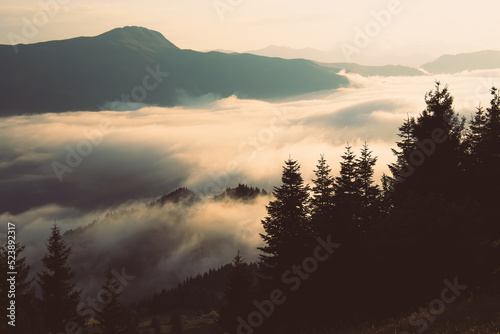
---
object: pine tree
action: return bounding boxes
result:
[471,87,500,162]
[259,158,312,281]
[389,82,465,201]
[414,81,464,139]
[311,155,335,236]
[96,272,126,334]
[411,81,466,199]
[466,87,500,209]
[486,87,500,151]
[334,145,361,240]
[38,223,81,333]
[335,145,360,200]
[466,106,488,162]
[218,252,253,333]
[356,143,379,206]
[389,115,417,182]
[0,243,40,333]
[379,173,394,216]
[355,143,380,233]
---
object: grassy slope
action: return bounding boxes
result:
[132,282,499,334]
[137,310,218,334]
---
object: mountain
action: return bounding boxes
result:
[214,184,268,202]
[245,46,425,76]
[96,26,179,51]
[422,50,500,74]
[356,53,434,68]
[246,45,341,63]
[246,45,433,67]
[317,62,425,77]
[0,26,348,116]
[142,262,258,314]
[148,187,199,207]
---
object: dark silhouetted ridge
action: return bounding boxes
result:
[96,26,179,51]
[422,50,500,74]
[0,26,348,116]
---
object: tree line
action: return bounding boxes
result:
[218,82,500,333]
[0,223,140,334]
[1,82,498,333]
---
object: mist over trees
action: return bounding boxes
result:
[38,224,82,333]
[1,82,499,333]
[218,82,499,333]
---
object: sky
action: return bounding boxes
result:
[1,0,500,63]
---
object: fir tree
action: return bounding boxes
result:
[335,145,360,201]
[414,81,464,139]
[389,115,417,182]
[334,145,361,240]
[0,243,40,333]
[466,105,488,162]
[412,81,466,199]
[38,223,81,333]
[355,143,380,233]
[218,252,254,333]
[470,87,500,163]
[311,155,335,236]
[259,158,312,281]
[466,87,500,210]
[356,143,379,208]
[96,272,126,334]
[379,173,394,216]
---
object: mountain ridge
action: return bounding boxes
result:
[422,50,500,74]
[96,26,180,51]
[0,26,348,116]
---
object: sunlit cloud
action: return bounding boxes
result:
[2,70,500,299]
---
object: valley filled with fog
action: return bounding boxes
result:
[1,69,499,300]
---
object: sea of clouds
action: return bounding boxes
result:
[1,70,499,299]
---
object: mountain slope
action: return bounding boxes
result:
[0,26,348,116]
[317,62,425,76]
[422,50,500,74]
[246,45,340,63]
[246,45,433,67]
[245,46,425,76]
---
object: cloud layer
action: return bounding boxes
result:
[2,70,500,298]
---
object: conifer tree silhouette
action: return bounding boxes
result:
[311,155,336,237]
[0,243,40,332]
[218,252,253,333]
[259,158,312,281]
[96,272,126,334]
[38,223,81,333]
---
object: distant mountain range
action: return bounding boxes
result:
[0,26,348,116]
[245,45,343,63]
[316,62,425,77]
[2,26,500,116]
[245,47,500,75]
[421,50,500,74]
[244,45,434,68]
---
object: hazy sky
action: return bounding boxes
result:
[1,0,499,59]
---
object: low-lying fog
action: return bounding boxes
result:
[1,70,499,299]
